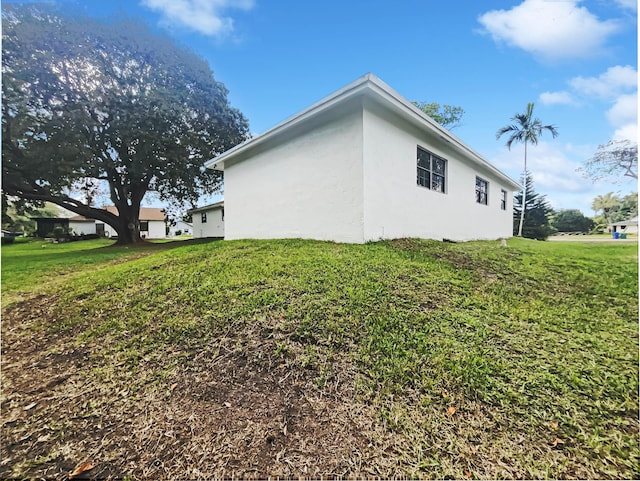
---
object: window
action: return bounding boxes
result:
[201,212,207,223]
[139,221,149,231]
[417,147,446,193]
[500,189,507,210]
[221,207,225,221]
[476,177,488,205]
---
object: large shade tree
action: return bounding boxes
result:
[496,102,558,237]
[412,101,465,129]
[2,4,249,244]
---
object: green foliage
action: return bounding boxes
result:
[2,4,249,244]
[496,102,559,151]
[496,102,558,237]
[1,200,60,234]
[592,192,638,226]
[411,101,464,129]
[513,173,554,240]
[2,237,638,478]
[551,209,594,233]
[49,226,69,242]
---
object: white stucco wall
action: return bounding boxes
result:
[223,100,365,243]
[103,220,165,239]
[142,220,166,239]
[169,221,193,236]
[69,221,96,236]
[192,207,224,238]
[362,99,514,242]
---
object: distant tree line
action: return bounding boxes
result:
[513,173,637,240]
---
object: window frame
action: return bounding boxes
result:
[416,147,447,194]
[201,212,207,223]
[139,220,149,231]
[475,176,489,205]
[500,189,507,210]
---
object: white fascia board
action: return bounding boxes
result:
[187,199,224,214]
[205,73,521,191]
[364,77,522,191]
[204,73,374,171]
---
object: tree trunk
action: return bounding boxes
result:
[112,199,143,245]
[517,142,528,237]
[3,178,150,245]
[112,218,138,245]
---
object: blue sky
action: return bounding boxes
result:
[12,0,639,215]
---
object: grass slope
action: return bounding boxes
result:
[1,237,638,479]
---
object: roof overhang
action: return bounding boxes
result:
[188,200,224,215]
[205,73,521,191]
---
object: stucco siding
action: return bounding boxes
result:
[69,221,96,236]
[224,101,365,243]
[143,221,166,239]
[103,220,165,239]
[362,99,513,241]
[193,207,224,238]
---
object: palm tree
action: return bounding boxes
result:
[592,192,620,227]
[496,102,558,237]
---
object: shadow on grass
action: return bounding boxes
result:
[97,236,222,250]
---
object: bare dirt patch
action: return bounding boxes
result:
[1,295,402,480]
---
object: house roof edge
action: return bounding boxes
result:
[206,73,521,190]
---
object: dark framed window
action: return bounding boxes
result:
[201,212,207,223]
[139,221,149,231]
[476,177,488,205]
[500,189,507,210]
[417,147,446,193]
[221,208,225,221]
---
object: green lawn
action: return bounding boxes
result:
[1,237,193,304]
[1,237,638,479]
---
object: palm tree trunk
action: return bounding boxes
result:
[517,142,528,237]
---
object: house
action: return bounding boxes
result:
[2,230,21,244]
[97,206,166,239]
[611,216,638,234]
[205,73,520,243]
[68,215,97,236]
[168,220,193,237]
[32,206,167,239]
[188,200,224,239]
[32,217,70,238]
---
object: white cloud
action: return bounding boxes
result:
[140,0,254,37]
[569,65,637,99]
[614,0,637,11]
[606,93,638,142]
[541,66,637,143]
[606,92,637,126]
[613,124,638,142]
[539,90,577,106]
[491,141,637,212]
[478,0,620,60]
[492,141,591,193]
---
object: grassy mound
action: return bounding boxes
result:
[1,238,638,479]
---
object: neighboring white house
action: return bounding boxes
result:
[168,220,193,237]
[189,200,224,238]
[205,73,520,243]
[611,216,638,234]
[68,215,97,236]
[98,206,166,239]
